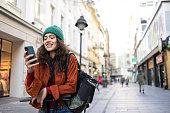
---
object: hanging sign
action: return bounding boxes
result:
[156,54,164,64]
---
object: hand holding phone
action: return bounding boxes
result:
[24,46,38,64]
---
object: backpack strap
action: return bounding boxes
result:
[64,52,80,84]
[66,52,80,69]
[64,53,71,84]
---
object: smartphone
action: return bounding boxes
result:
[24,46,38,64]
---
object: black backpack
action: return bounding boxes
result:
[65,53,97,113]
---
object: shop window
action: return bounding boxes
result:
[0,39,12,97]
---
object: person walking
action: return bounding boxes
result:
[137,70,145,94]
[96,76,102,92]
[121,77,125,87]
[125,77,129,86]
[24,25,78,113]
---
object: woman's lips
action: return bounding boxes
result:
[46,43,53,48]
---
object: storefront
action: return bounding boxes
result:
[0,5,43,97]
[156,54,166,88]
[135,1,170,89]
[148,58,154,86]
[0,39,12,97]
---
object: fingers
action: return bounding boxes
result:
[25,58,39,68]
[24,51,27,58]
[31,97,37,104]
[25,54,34,63]
[31,88,47,107]
[39,88,47,107]
[30,62,39,67]
[36,97,41,103]
[24,53,39,71]
[40,99,43,107]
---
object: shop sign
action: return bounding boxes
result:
[132,73,136,76]
[165,36,170,50]
[156,54,164,64]
[132,58,136,64]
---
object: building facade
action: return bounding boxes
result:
[135,0,170,89]
[0,0,107,98]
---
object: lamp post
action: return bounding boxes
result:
[75,16,88,70]
[103,52,108,87]
[103,52,108,74]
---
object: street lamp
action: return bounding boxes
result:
[75,16,88,69]
[103,52,108,87]
[103,52,108,73]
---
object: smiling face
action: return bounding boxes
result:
[43,33,57,52]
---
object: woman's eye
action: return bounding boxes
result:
[44,37,47,40]
[50,36,55,39]
[44,38,47,40]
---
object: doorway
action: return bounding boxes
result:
[159,65,165,88]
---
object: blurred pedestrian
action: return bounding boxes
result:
[125,77,129,86]
[121,77,125,87]
[96,76,102,92]
[137,70,145,94]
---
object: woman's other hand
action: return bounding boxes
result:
[36,88,47,107]
[31,97,37,104]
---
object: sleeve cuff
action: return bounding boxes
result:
[27,70,34,87]
[46,87,52,94]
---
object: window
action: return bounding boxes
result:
[147,1,153,6]
[140,2,146,7]
[68,0,72,13]
[73,30,78,51]
[7,0,17,6]
[35,0,40,19]
[61,16,65,42]
[142,24,147,31]
[0,39,12,97]
[61,16,64,30]
[50,5,54,25]
[67,24,71,46]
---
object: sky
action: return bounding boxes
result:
[95,0,139,55]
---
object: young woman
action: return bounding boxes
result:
[24,25,78,113]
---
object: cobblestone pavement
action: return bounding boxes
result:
[1,82,170,113]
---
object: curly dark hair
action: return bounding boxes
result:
[37,38,70,82]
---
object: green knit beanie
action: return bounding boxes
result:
[43,25,64,41]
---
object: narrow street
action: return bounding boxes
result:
[1,83,170,113]
[87,82,170,113]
